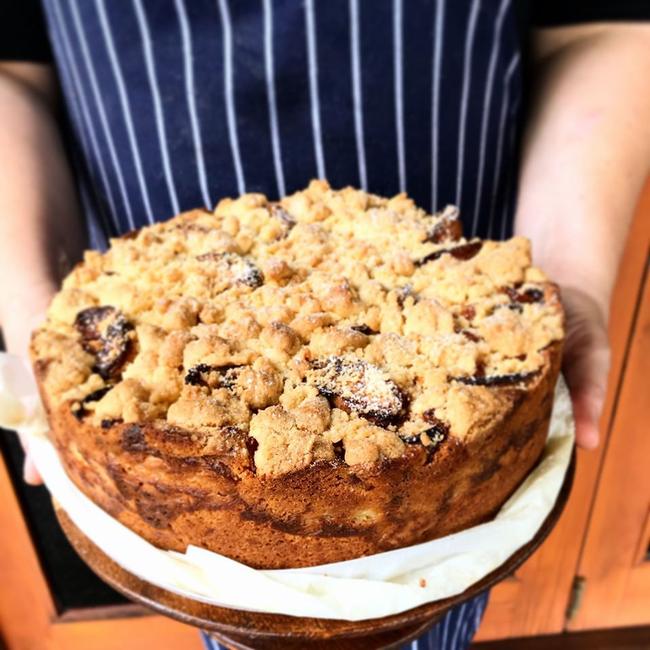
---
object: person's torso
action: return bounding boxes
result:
[41,0,525,248]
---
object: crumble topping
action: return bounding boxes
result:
[31,180,564,476]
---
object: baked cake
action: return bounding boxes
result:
[31,180,564,569]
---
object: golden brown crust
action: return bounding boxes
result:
[31,181,565,568]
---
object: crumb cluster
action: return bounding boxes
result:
[32,181,564,476]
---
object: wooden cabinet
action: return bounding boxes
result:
[568,248,650,632]
[1,187,649,649]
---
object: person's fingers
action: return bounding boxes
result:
[17,432,43,486]
[23,452,43,485]
[561,288,610,450]
[566,372,607,450]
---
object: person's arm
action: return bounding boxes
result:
[516,23,650,448]
[0,62,86,482]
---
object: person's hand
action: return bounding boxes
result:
[2,277,57,485]
[514,24,650,451]
[560,287,611,450]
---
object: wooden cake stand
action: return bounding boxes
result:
[55,450,575,650]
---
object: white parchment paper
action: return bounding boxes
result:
[0,352,574,621]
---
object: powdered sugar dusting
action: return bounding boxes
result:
[308,355,405,426]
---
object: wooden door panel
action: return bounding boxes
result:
[476,182,650,640]
[569,264,650,630]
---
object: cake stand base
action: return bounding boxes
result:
[54,450,574,650]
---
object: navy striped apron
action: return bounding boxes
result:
[39,1,525,646]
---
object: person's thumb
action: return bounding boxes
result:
[561,288,610,450]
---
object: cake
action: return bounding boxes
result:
[31,180,564,569]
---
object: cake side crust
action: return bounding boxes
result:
[30,183,566,569]
[37,341,561,569]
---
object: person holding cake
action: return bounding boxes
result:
[1,2,649,649]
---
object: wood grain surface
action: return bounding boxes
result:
[569,250,650,631]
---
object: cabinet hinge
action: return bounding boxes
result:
[565,575,586,622]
